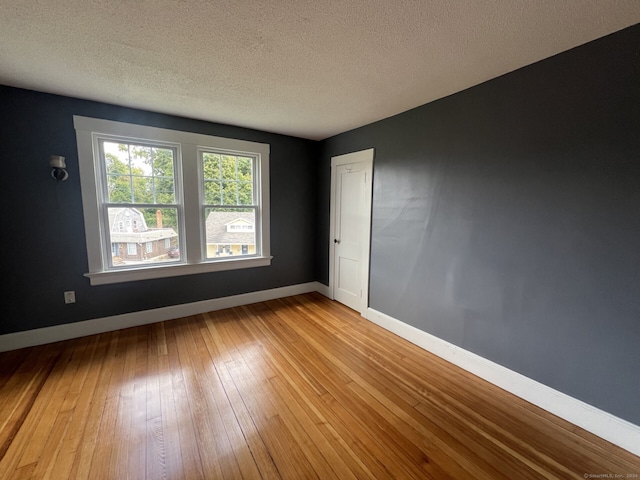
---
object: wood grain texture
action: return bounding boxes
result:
[0,293,638,479]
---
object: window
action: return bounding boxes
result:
[74,116,271,285]
[202,153,257,258]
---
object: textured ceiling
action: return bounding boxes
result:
[1,1,639,140]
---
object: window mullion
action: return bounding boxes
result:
[127,143,134,203]
[181,143,203,263]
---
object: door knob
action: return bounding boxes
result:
[334,239,340,244]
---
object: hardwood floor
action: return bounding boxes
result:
[0,293,638,479]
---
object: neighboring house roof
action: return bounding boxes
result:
[205,211,255,245]
[108,207,149,232]
[111,229,177,244]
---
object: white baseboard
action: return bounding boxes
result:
[314,282,332,299]
[365,307,640,457]
[0,282,324,353]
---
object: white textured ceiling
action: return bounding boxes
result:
[1,1,639,140]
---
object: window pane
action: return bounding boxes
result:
[220,155,237,181]
[107,174,132,203]
[108,207,181,266]
[203,153,221,180]
[151,148,175,178]
[238,181,253,205]
[204,208,256,259]
[103,141,176,204]
[221,181,238,205]
[105,150,128,175]
[132,176,153,203]
[129,145,152,176]
[203,180,221,204]
[202,152,254,206]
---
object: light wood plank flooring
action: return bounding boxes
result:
[0,293,638,479]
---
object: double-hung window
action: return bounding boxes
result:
[74,116,271,285]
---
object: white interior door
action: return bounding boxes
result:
[330,149,373,314]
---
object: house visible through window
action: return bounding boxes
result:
[74,116,271,285]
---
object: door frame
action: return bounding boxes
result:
[329,148,374,316]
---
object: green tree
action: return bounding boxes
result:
[202,153,253,208]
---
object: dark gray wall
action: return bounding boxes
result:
[0,86,318,335]
[320,25,640,425]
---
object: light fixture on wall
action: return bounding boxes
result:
[50,155,68,181]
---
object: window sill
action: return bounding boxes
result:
[85,256,273,286]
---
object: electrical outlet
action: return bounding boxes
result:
[64,291,76,304]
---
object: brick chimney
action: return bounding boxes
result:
[156,209,163,228]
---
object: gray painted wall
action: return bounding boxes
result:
[0,87,318,335]
[320,25,640,425]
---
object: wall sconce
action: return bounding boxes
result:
[50,155,69,181]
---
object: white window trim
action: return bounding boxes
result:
[74,115,271,286]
